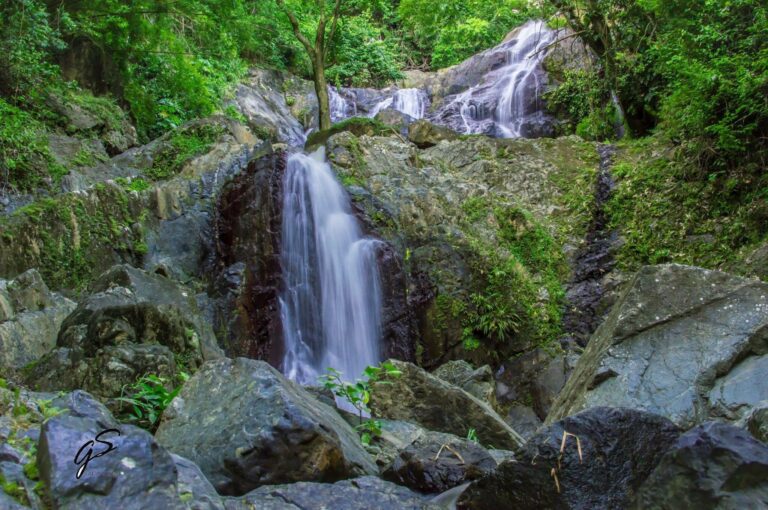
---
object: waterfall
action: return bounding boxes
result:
[329,86,355,123]
[368,88,428,119]
[280,148,383,386]
[494,20,555,137]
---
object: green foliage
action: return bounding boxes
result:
[116,372,189,432]
[544,69,615,140]
[607,137,768,271]
[327,14,403,87]
[0,98,66,192]
[466,427,479,443]
[146,124,224,181]
[398,0,545,68]
[319,361,403,445]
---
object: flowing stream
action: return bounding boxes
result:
[280,148,383,385]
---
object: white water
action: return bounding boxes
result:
[280,148,383,386]
[494,20,554,137]
[369,88,428,119]
[329,86,355,123]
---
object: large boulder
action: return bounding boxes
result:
[459,407,680,509]
[633,421,768,509]
[37,391,182,510]
[24,265,222,398]
[226,476,437,510]
[0,269,76,370]
[155,358,377,495]
[382,429,497,493]
[548,264,768,428]
[433,360,496,407]
[369,360,524,450]
[407,120,459,148]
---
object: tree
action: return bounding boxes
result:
[276,0,343,131]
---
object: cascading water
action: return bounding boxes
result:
[329,86,355,123]
[368,88,428,119]
[280,148,383,386]
[494,20,555,137]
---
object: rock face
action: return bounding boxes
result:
[25,265,221,398]
[212,149,285,363]
[327,131,597,368]
[548,264,768,428]
[226,476,436,510]
[369,360,524,449]
[38,391,182,510]
[0,269,76,370]
[230,69,308,146]
[155,358,377,495]
[382,429,496,493]
[433,360,496,407]
[633,422,768,509]
[459,407,680,509]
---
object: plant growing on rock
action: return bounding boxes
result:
[116,372,188,432]
[319,361,402,444]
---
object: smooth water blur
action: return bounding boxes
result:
[369,88,428,119]
[280,148,383,386]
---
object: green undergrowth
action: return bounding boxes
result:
[0,184,151,291]
[444,204,568,360]
[607,136,768,271]
[0,99,66,192]
[146,124,225,181]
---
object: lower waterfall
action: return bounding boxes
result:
[279,148,383,385]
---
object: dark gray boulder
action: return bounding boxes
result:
[633,421,768,509]
[172,454,225,510]
[0,269,76,370]
[369,360,524,450]
[155,358,377,495]
[24,265,222,398]
[382,430,496,493]
[461,407,681,510]
[548,264,768,428]
[37,391,182,510]
[224,476,437,510]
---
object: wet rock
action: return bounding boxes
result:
[462,407,680,509]
[548,264,768,428]
[0,270,76,370]
[369,360,524,450]
[407,120,459,148]
[382,430,496,493]
[633,421,768,509]
[38,391,181,510]
[212,150,285,362]
[433,360,496,407]
[225,476,436,510]
[155,358,377,495]
[495,348,564,420]
[25,265,221,397]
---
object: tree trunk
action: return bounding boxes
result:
[313,56,332,131]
